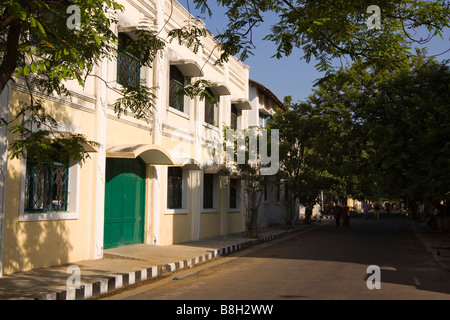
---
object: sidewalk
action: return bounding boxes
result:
[412,221,450,272]
[0,223,317,300]
[0,219,448,300]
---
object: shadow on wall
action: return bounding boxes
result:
[3,163,73,275]
[2,90,82,275]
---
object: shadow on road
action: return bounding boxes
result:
[242,216,450,297]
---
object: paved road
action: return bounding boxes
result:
[101,217,450,300]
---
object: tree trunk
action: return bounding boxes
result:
[290,195,296,226]
[0,20,21,95]
[304,205,313,224]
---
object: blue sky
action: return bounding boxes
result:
[188,2,449,104]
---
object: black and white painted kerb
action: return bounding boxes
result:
[35,226,312,300]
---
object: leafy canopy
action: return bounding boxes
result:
[0,0,215,163]
[192,0,449,73]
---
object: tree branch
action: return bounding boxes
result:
[0,13,17,31]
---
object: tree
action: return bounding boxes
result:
[0,0,124,162]
[270,98,339,224]
[0,0,214,163]
[300,54,450,215]
[365,57,450,212]
[192,0,449,73]
[223,126,274,237]
[189,0,449,217]
[304,59,384,202]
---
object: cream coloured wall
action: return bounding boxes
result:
[199,212,221,239]
[106,117,153,147]
[152,0,250,245]
[227,211,245,234]
[2,89,96,274]
[1,0,252,276]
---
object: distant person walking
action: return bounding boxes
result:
[363,202,370,219]
[343,204,350,227]
[420,202,425,217]
[374,203,380,220]
[333,205,343,227]
[385,202,391,215]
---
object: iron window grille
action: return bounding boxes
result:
[117,33,141,87]
[25,160,69,213]
[229,178,237,209]
[167,167,183,209]
[263,177,268,201]
[204,88,216,125]
[117,49,141,87]
[169,65,185,112]
[276,181,281,203]
[230,104,238,130]
[203,173,214,209]
[259,112,272,128]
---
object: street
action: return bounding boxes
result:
[101,217,450,300]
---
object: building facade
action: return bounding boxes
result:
[248,79,291,228]
[0,0,287,277]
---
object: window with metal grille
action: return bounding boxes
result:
[203,173,214,209]
[229,178,237,209]
[230,104,238,130]
[169,65,185,112]
[204,88,216,125]
[167,167,183,209]
[25,159,69,213]
[263,177,268,201]
[259,112,271,128]
[276,180,281,203]
[117,33,140,87]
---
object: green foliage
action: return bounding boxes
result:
[190,0,449,212]
[113,83,157,120]
[270,54,449,214]
[180,79,216,102]
[8,98,99,163]
[168,22,212,54]
[192,0,449,72]
[270,101,340,223]
[0,0,214,163]
[365,57,450,204]
[0,0,122,163]
[301,54,450,207]
[222,125,271,236]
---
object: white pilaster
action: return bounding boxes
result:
[150,0,167,245]
[93,56,108,259]
[0,83,11,277]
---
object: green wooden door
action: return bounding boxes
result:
[104,157,146,249]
